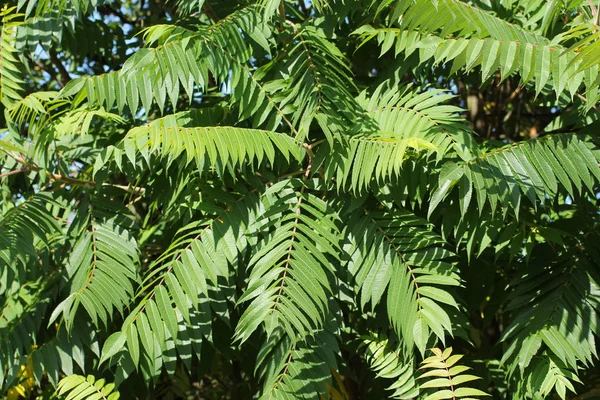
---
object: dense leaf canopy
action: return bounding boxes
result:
[1,0,600,399]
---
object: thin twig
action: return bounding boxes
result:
[299,0,308,16]
[4,151,95,188]
[577,93,600,113]
[101,183,146,195]
[48,47,71,87]
[0,167,28,179]
[274,346,295,390]
[589,0,597,15]
[97,4,134,24]
[203,3,220,22]
[590,0,600,24]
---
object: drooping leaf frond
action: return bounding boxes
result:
[99,197,260,380]
[119,125,305,175]
[0,192,62,284]
[359,334,419,398]
[0,7,25,108]
[51,107,125,138]
[387,0,557,41]
[257,326,339,399]
[357,25,592,98]
[345,209,460,354]
[0,279,52,389]
[5,91,67,135]
[358,82,479,161]
[235,179,340,343]
[418,347,489,398]
[15,7,76,53]
[500,250,599,398]
[361,0,600,102]
[266,23,361,141]
[56,374,120,400]
[430,134,600,218]
[50,195,140,330]
[58,5,268,116]
[322,136,436,194]
[17,0,102,18]
[321,81,480,193]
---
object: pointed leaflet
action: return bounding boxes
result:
[100,332,127,365]
[429,162,464,217]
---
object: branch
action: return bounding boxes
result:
[102,183,146,195]
[577,93,600,113]
[49,172,95,188]
[25,54,59,83]
[0,167,28,178]
[97,4,134,24]
[299,0,309,16]
[589,0,599,25]
[3,151,147,193]
[203,3,220,22]
[5,152,95,188]
[48,47,71,87]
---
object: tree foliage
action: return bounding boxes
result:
[1,0,600,398]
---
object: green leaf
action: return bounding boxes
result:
[126,324,140,368]
[418,286,458,308]
[100,332,127,365]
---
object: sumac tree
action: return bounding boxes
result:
[1,0,600,398]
